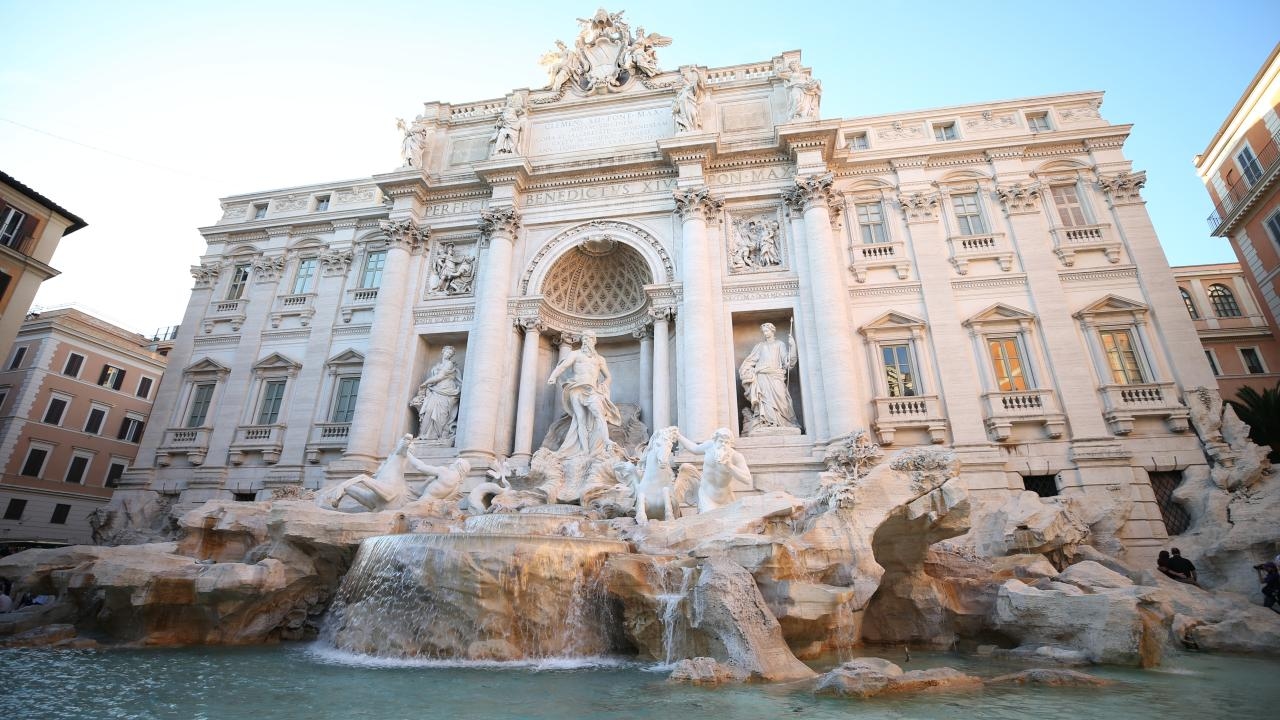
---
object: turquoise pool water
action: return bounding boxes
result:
[2,644,1277,719]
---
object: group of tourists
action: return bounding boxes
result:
[1156,547,1280,614]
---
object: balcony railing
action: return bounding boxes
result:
[872,394,947,445]
[1098,382,1189,435]
[157,427,211,466]
[1049,223,1120,266]
[946,232,1013,274]
[849,240,911,282]
[230,424,286,464]
[1206,135,1279,231]
[981,389,1066,441]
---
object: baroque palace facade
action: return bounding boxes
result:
[117,13,1215,555]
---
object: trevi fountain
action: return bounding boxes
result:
[3,9,1279,719]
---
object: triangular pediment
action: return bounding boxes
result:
[253,352,302,371]
[183,357,231,375]
[963,302,1036,327]
[1074,294,1148,319]
[859,310,927,335]
[326,348,365,366]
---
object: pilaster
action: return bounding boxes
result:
[673,187,725,439]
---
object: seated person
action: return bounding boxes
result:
[1165,547,1198,585]
[1156,550,1179,580]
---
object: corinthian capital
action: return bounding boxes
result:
[897,191,940,223]
[785,173,835,212]
[995,183,1042,215]
[672,187,724,221]
[648,305,677,321]
[480,206,522,244]
[1097,171,1146,206]
[379,218,430,250]
[190,262,222,289]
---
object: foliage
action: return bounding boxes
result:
[1227,382,1280,462]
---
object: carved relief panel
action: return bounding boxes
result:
[725,207,786,275]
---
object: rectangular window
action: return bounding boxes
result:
[50,504,71,524]
[1204,350,1220,376]
[98,364,126,390]
[1023,475,1059,498]
[20,446,48,477]
[0,207,28,248]
[63,353,85,377]
[855,203,888,244]
[117,416,145,443]
[1237,146,1264,186]
[330,377,360,423]
[253,203,268,219]
[1149,471,1190,535]
[951,193,987,235]
[187,383,216,427]
[315,195,330,212]
[988,337,1028,392]
[292,258,318,294]
[1050,184,1088,227]
[42,395,69,425]
[1099,329,1146,385]
[881,344,917,397]
[1027,113,1051,133]
[0,270,9,300]
[361,250,387,288]
[8,346,26,370]
[1266,110,1280,144]
[106,461,127,488]
[933,122,957,141]
[3,499,26,521]
[227,263,251,300]
[848,132,869,150]
[233,492,258,502]
[1265,210,1280,248]
[1241,347,1266,374]
[0,387,8,411]
[84,406,107,435]
[136,377,153,399]
[256,380,287,424]
[65,455,90,484]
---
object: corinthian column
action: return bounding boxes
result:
[784,174,860,437]
[673,187,724,440]
[342,218,428,465]
[650,306,674,429]
[511,315,544,469]
[456,206,521,466]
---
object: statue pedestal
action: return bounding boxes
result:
[746,426,802,437]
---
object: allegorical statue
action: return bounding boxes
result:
[428,243,474,295]
[491,96,527,156]
[672,66,704,133]
[739,322,799,434]
[411,346,462,443]
[547,332,620,456]
[777,60,822,120]
[676,428,751,513]
[397,118,431,168]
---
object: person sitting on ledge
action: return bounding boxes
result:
[1165,547,1198,585]
[1254,562,1280,614]
[1157,550,1178,580]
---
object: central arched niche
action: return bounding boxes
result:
[541,236,652,325]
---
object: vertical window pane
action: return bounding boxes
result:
[3,499,26,520]
[952,193,986,235]
[1208,284,1241,317]
[63,353,84,377]
[85,407,106,435]
[20,448,47,477]
[856,203,887,243]
[257,380,287,424]
[1241,348,1265,374]
[65,456,89,484]
[1204,350,1220,376]
[1051,184,1088,227]
[988,338,1028,392]
[43,397,67,425]
[331,377,360,423]
[362,250,387,288]
[1180,288,1199,319]
[292,258,317,294]
[1100,330,1145,384]
[137,377,153,399]
[227,264,250,300]
[50,504,71,524]
[882,344,916,397]
[187,383,215,427]
[1238,147,1263,185]
[106,462,127,488]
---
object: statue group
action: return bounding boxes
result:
[539,9,671,94]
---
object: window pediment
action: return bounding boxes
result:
[1074,294,1148,322]
[253,352,302,375]
[860,310,927,340]
[183,357,231,378]
[964,302,1036,331]
[326,348,365,367]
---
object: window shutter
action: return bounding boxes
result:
[98,365,110,385]
[113,369,126,390]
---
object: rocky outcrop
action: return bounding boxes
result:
[667,657,748,685]
[814,658,981,698]
[986,668,1113,686]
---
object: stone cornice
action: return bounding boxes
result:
[374,174,430,205]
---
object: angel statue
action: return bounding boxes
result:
[539,39,582,92]
[626,26,672,77]
[777,60,822,121]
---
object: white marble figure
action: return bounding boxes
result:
[627,26,671,77]
[406,457,472,504]
[627,426,691,523]
[547,332,621,457]
[397,118,430,168]
[411,346,462,442]
[428,243,474,295]
[317,435,425,512]
[539,9,671,94]
[672,66,704,133]
[491,97,526,156]
[778,60,821,120]
[739,323,799,434]
[677,428,750,513]
[539,39,583,92]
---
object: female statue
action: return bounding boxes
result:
[739,323,799,434]
[411,346,462,442]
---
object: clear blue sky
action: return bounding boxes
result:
[1,0,1276,333]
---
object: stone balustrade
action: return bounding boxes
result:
[1050,223,1121,266]
[156,427,212,467]
[1097,382,1190,435]
[849,240,911,283]
[872,394,948,445]
[946,232,1013,274]
[981,389,1067,442]
[230,424,286,465]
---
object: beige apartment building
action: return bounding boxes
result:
[0,170,86,356]
[0,308,167,545]
[1174,262,1280,399]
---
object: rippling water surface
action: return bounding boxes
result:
[1,644,1277,720]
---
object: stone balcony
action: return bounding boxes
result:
[270,293,316,328]
[229,424,286,465]
[1050,223,1121,266]
[341,287,379,323]
[305,422,351,463]
[946,232,1013,275]
[156,427,211,466]
[203,298,247,333]
[872,395,948,445]
[981,389,1067,442]
[848,241,911,283]
[1098,382,1190,435]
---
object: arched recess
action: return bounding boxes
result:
[520,219,674,296]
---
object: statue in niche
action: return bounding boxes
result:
[547,332,621,457]
[777,60,822,121]
[411,346,462,443]
[676,428,751,513]
[739,322,800,435]
[491,96,527,156]
[428,243,475,296]
[396,118,431,168]
[728,218,783,272]
[672,66,705,133]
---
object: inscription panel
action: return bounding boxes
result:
[523,178,677,208]
[448,136,490,165]
[720,100,771,132]
[530,106,673,155]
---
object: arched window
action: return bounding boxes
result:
[1208,284,1242,317]
[1179,287,1199,319]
